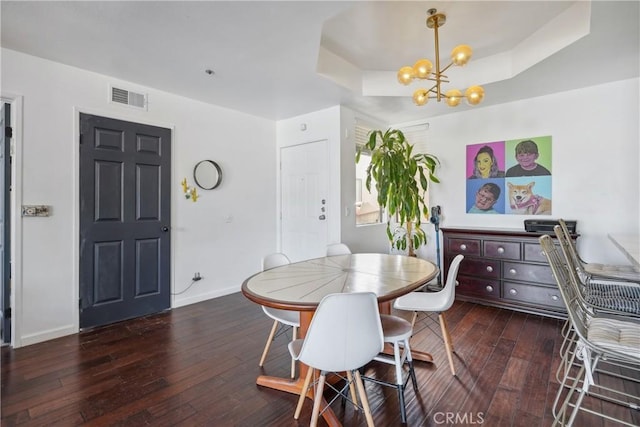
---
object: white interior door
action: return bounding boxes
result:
[280,140,328,262]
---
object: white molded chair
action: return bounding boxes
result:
[393,254,465,376]
[288,292,383,427]
[327,242,417,421]
[259,253,300,378]
[326,243,352,256]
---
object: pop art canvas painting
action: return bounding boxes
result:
[466,136,552,215]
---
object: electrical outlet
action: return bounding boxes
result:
[192,272,202,281]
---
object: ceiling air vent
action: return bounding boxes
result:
[109,86,148,110]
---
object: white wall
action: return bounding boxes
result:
[2,48,278,346]
[422,78,640,266]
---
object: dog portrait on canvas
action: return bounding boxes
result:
[507,181,552,215]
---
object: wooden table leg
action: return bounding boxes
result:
[256,311,343,426]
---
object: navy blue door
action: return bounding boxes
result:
[79,114,171,329]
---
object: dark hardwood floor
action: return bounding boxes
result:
[2,292,638,426]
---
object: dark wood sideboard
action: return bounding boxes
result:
[442,227,577,318]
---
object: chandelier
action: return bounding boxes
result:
[397,9,485,107]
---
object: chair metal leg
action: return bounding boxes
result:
[401,339,418,392]
[397,384,407,424]
[394,339,414,423]
[392,341,404,387]
[408,360,418,392]
[259,319,279,367]
[439,313,456,376]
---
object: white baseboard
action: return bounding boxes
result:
[172,286,239,309]
[19,324,77,348]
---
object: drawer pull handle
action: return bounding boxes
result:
[485,285,493,292]
[460,244,467,251]
[540,251,545,257]
[486,266,493,273]
[509,268,517,275]
[509,288,518,295]
[551,295,559,301]
[497,247,505,254]
[455,280,459,286]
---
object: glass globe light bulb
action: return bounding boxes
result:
[412,59,433,79]
[451,45,473,66]
[445,89,462,107]
[465,85,485,105]
[412,89,429,106]
[397,66,415,85]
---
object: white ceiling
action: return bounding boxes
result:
[1,1,638,124]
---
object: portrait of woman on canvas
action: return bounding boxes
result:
[468,144,505,179]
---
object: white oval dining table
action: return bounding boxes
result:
[242,253,439,426]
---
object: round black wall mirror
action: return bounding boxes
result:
[193,160,222,190]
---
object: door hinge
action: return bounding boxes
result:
[5,126,12,138]
[79,133,83,145]
[79,298,82,310]
[5,307,11,319]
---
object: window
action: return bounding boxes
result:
[355,124,383,226]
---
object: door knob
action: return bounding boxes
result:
[318,215,326,220]
[162,226,169,232]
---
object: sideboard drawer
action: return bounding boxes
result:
[447,238,481,256]
[503,261,555,285]
[458,257,500,279]
[503,281,565,309]
[524,243,548,263]
[484,240,520,260]
[456,276,500,299]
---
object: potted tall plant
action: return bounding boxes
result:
[356,128,440,256]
